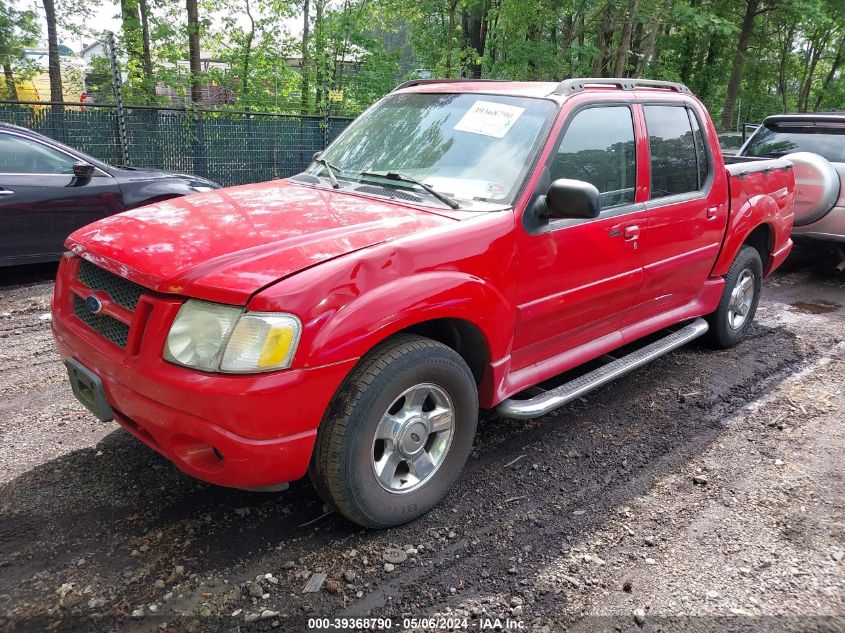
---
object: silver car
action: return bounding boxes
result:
[739,114,844,245]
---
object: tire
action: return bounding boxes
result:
[309,335,478,528]
[705,245,763,348]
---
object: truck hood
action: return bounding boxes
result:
[66,180,454,304]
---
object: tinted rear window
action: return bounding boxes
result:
[744,124,845,162]
[644,105,700,198]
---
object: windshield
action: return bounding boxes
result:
[743,123,845,162]
[312,92,557,206]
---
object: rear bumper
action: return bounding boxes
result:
[792,206,845,243]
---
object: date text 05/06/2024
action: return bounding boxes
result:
[306,617,525,630]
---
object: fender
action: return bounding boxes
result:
[305,270,514,367]
[711,189,792,277]
[248,211,520,400]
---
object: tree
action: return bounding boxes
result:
[721,0,772,130]
[42,0,63,103]
[186,0,202,103]
[300,0,310,112]
[0,2,39,99]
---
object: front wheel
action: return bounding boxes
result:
[706,245,763,348]
[309,335,478,528]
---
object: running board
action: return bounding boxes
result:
[496,318,710,420]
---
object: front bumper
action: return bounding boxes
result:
[52,256,357,490]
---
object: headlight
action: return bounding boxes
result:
[164,300,301,373]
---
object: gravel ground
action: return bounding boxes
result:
[0,246,842,633]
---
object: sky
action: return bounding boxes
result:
[17,0,121,52]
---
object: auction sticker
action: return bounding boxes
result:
[454,100,525,138]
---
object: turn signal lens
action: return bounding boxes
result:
[220,313,302,372]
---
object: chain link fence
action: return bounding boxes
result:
[0,102,352,186]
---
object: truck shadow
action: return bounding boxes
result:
[0,262,59,288]
[0,316,807,629]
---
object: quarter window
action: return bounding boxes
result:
[551,106,636,208]
[644,105,707,198]
[0,133,75,174]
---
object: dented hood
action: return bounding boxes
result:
[66,180,454,304]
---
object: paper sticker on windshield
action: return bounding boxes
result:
[454,100,525,138]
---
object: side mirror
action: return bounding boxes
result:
[73,161,95,178]
[544,178,601,220]
[312,151,322,161]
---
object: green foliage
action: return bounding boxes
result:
[0,0,40,98]
[31,0,845,124]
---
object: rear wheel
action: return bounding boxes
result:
[309,335,478,528]
[706,245,763,348]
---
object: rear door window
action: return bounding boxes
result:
[551,106,637,208]
[644,105,704,198]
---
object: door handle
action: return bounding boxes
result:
[0,189,14,196]
[706,206,719,220]
[623,225,640,240]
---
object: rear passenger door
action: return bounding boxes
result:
[625,103,729,325]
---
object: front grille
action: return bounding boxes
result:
[73,296,130,348]
[78,259,144,311]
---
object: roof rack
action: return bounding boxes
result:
[554,78,691,96]
[392,78,507,92]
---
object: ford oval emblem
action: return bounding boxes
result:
[85,295,103,314]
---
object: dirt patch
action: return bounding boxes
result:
[0,252,842,633]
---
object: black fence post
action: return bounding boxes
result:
[106,31,130,166]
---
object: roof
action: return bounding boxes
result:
[393,77,693,101]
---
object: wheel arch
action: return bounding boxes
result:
[742,222,773,271]
[299,271,514,407]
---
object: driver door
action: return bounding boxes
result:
[0,131,123,265]
[511,104,647,372]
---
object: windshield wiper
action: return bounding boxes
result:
[313,157,341,189]
[359,171,461,209]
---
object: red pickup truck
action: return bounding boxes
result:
[52,78,795,528]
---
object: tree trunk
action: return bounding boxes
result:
[445,0,457,77]
[139,0,153,83]
[815,36,845,110]
[635,22,659,77]
[314,0,324,110]
[120,0,143,72]
[626,20,642,74]
[42,0,63,104]
[186,0,202,104]
[720,0,761,131]
[777,20,797,112]
[300,0,310,113]
[613,0,637,77]
[241,0,254,96]
[797,26,831,112]
[461,1,488,78]
[591,2,615,76]
[3,62,17,99]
